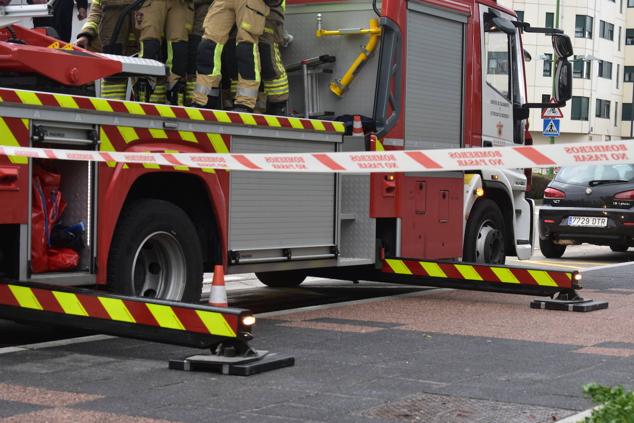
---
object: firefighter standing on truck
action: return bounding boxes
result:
[135,0,194,104]
[185,0,212,105]
[75,0,139,100]
[259,0,288,115]
[192,0,269,111]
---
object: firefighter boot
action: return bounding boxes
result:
[266,101,287,116]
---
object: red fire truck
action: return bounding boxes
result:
[0,0,575,305]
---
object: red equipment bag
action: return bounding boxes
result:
[31,165,78,273]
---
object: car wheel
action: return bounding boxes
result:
[539,237,566,259]
[256,271,307,288]
[610,244,629,252]
[463,199,505,264]
[108,199,203,302]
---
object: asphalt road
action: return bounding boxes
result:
[1,244,633,422]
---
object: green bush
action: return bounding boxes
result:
[583,384,634,422]
[526,173,553,200]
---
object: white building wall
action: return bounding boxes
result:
[500,0,627,144]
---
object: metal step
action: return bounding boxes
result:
[97,53,166,77]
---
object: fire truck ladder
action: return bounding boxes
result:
[0,280,294,375]
[313,258,607,312]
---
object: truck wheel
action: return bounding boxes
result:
[463,199,505,264]
[539,237,566,258]
[610,243,629,252]
[255,271,306,288]
[108,199,203,302]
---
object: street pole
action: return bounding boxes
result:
[549,0,560,176]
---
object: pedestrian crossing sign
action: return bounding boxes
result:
[541,98,564,119]
[543,119,560,137]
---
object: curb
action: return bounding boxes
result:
[557,406,599,422]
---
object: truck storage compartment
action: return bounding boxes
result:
[228,135,337,268]
[30,159,95,279]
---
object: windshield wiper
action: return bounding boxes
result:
[588,179,628,186]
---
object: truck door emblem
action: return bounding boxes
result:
[585,187,592,195]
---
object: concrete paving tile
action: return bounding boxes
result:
[0,400,46,418]
[0,407,174,423]
[0,383,102,406]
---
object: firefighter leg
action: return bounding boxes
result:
[221,38,238,109]
[136,0,168,103]
[233,0,268,111]
[165,0,194,105]
[260,33,288,115]
[193,0,235,108]
[186,2,210,105]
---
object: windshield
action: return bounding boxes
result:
[554,164,634,185]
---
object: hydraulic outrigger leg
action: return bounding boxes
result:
[0,280,294,375]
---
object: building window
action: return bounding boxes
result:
[541,94,551,112]
[623,103,633,120]
[596,99,611,119]
[546,12,554,28]
[625,66,634,81]
[598,60,613,79]
[616,102,619,126]
[622,0,624,12]
[630,0,634,7]
[571,97,590,120]
[617,64,621,88]
[600,21,615,40]
[515,10,524,22]
[573,59,591,79]
[576,15,593,38]
[627,29,634,44]
[543,53,553,77]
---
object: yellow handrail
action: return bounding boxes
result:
[314,15,382,97]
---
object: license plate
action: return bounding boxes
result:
[567,216,608,227]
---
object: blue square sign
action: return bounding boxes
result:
[543,119,560,137]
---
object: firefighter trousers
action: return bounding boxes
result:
[260,9,287,104]
[193,0,269,109]
[136,0,193,99]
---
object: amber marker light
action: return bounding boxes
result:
[476,187,484,197]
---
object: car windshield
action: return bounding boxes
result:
[554,164,634,185]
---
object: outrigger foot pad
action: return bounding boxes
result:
[168,340,295,376]
[530,290,608,312]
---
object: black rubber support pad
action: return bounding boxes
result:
[168,353,295,376]
[530,299,609,312]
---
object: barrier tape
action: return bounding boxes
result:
[0,140,631,173]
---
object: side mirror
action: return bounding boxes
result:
[491,16,516,35]
[552,34,573,58]
[555,59,572,102]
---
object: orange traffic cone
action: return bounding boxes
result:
[352,115,364,136]
[209,264,228,307]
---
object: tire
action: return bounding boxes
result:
[108,199,203,302]
[539,237,566,259]
[463,199,506,264]
[610,244,629,252]
[255,271,306,288]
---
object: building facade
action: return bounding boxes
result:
[499,0,631,144]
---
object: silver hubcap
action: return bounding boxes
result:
[474,220,504,264]
[131,231,186,300]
